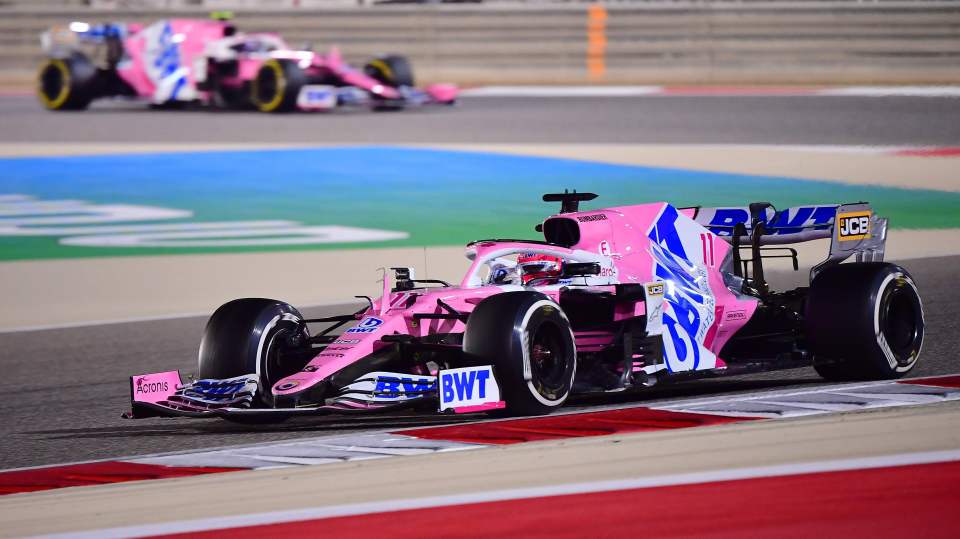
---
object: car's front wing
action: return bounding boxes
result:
[123,366,503,420]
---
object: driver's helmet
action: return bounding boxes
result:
[233,38,268,53]
[488,265,518,285]
[518,253,564,285]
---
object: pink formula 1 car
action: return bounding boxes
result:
[127,192,924,422]
[37,18,457,112]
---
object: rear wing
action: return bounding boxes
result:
[692,202,887,282]
[40,22,130,61]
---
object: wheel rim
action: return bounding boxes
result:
[253,60,285,112]
[880,282,922,366]
[262,323,307,389]
[365,58,393,85]
[529,321,570,400]
[38,60,70,108]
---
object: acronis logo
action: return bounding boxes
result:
[135,378,169,394]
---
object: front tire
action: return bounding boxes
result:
[364,54,415,88]
[364,54,414,111]
[806,263,924,381]
[464,292,576,416]
[198,298,310,407]
[251,59,305,113]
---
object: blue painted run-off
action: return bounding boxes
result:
[0,146,957,260]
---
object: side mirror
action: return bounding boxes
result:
[391,267,415,291]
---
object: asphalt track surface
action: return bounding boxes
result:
[1,254,958,470]
[1,94,959,145]
[1,92,958,471]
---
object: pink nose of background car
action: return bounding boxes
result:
[426,84,458,103]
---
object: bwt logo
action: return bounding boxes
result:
[838,212,871,240]
[707,206,835,236]
[438,366,500,411]
[442,369,491,402]
[346,316,384,334]
[136,379,169,394]
[306,89,331,101]
[193,380,248,395]
[374,376,435,398]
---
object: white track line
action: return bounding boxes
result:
[461,85,665,97]
[27,448,960,539]
[647,378,959,411]
[817,86,960,97]
[460,86,960,98]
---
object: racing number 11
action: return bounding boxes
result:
[700,233,715,267]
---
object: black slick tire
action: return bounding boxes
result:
[251,59,305,113]
[363,54,414,111]
[464,291,576,416]
[806,263,923,381]
[363,54,414,88]
[37,53,98,111]
[198,298,309,407]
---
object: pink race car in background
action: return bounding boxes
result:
[37,18,457,112]
[127,192,924,423]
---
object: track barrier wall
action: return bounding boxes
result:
[1,2,959,87]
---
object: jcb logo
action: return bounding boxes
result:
[837,211,871,241]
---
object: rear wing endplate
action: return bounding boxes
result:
[812,202,887,279]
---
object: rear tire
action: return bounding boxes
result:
[251,59,305,113]
[198,298,310,408]
[806,263,923,381]
[37,53,98,110]
[464,292,576,416]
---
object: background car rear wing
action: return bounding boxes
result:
[693,202,887,282]
[40,22,131,66]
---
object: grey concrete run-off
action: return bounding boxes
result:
[0,254,957,470]
[2,2,960,85]
[2,94,960,145]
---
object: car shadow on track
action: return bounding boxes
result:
[22,413,467,440]
[68,100,454,117]
[566,375,826,408]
